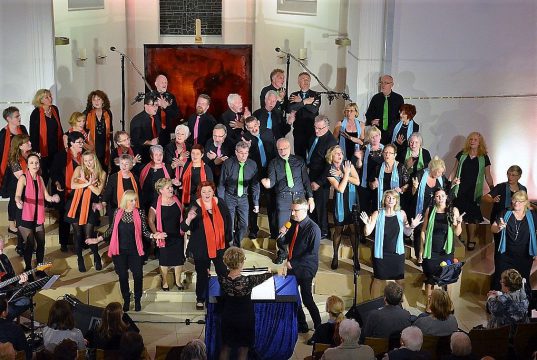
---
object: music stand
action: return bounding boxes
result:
[10,275,58,350]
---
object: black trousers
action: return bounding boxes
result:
[224,193,249,247]
[293,274,321,330]
[275,192,305,233]
[293,132,309,161]
[113,253,143,302]
[311,186,330,236]
[194,250,227,302]
[249,188,277,238]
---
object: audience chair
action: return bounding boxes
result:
[468,325,510,360]
[155,345,185,360]
[364,337,389,359]
[303,342,330,360]
[421,335,439,360]
[513,322,537,359]
[95,349,121,360]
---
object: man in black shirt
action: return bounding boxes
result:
[130,92,160,163]
[242,116,277,238]
[219,93,250,146]
[187,94,217,147]
[0,239,30,322]
[154,74,183,146]
[217,141,260,247]
[259,68,287,114]
[0,295,30,359]
[261,138,314,248]
[365,75,404,144]
[306,115,338,238]
[287,72,321,160]
[253,90,291,141]
[204,124,232,184]
[280,198,322,333]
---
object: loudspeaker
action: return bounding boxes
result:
[345,296,384,327]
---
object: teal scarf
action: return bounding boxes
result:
[374,210,404,259]
[498,210,537,256]
[377,161,399,209]
[423,206,453,259]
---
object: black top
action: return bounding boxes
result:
[150,199,182,239]
[252,107,290,140]
[203,138,234,181]
[219,109,245,146]
[29,105,62,157]
[86,109,113,163]
[455,151,491,201]
[259,84,286,113]
[0,125,28,189]
[164,141,189,164]
[287,89,321,139]
[488,182,526,222]
[180,198,232,260]
[389,121,420,157]
[266,155,313,198]
[369,162,410,190]
[130,111,161,162]
[431,213,450,253]
[0,318,31,358]
[241,129,277,177]
[386,347,431,360]
[102,209,152,255]
[180,162,214,205]
[102,172,140,209]
[186,112,217,147]
[140,165,173,210]
[50,150,80,193]
[156,91,182,146]
[306,131,338,185]
[361,146,384,185]
[217,157,260,204]
[309,322,337,346]
[87,318,138,351]
[397,148,432,176]
[410,170,449,216]
[365,91,404,140]
[280,216,321,279]
[496,210,536,259]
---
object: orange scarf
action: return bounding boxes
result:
[67,186,93,225]
[181,161,207,205]
[39,106,63,157]
[19,156,28,173]
[0,126,22,187]
[200,198,225,258]
[116,171,139,207]
[86,109,111,166]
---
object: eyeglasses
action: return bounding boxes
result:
[314,125,328,131]
[379,81,393,85]
[75,140,85,145]
[383,152,395,155]
[277,147,290,151]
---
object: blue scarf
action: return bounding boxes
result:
[339,118,362,159]
[391,120,414,144]
[416,170,444,216]
[361,144,384,189]
[498,210,537,256]
[504,182,527,210]
[374,210,405,259]
[333,164,357,222]
[377,161,400,209]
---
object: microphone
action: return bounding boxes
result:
[110,46,116,51]
[275,221,292,241]
[275,47,281,52]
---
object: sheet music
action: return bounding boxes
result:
[248,273,275,300]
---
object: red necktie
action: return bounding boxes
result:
[288,224,299,260]
[150,115,157,138]
[160,109,167,129]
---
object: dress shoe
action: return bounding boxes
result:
[196,301,204,310]
[123,299,130,312]
[330,256,339,270]
[94,254,102,271]
[135,300,141,312]
[78,258,87,273]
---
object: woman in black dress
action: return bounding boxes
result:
[333,103,365,160]
[62,112,91,150]
[400,132,431,178]
[420,188,463,303]
[139,144,174,212]
[181,144,213,207]
[357,126,383,215]
[86,190,164,312]
[85,90,113,171]
[148,178,185,291]
[14,153,60,270]
[449,131,494,250]
[218,246,273,360]
[390,104,420,162]
[326,145,360,270]
[180,181,231,310]
[110,131,143,175]
[360,189,421,297]
[491,190,536,290]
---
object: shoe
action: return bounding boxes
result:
[135,300,141,312]
[60,245,68,253]
[273,256,285,265]
[196,301,204,310]
[161,283,170,291]
[298,324,310,333]
[306,337,315,345]
[94,254,102,271]
[176,283,184,291]
[330,256,339,270]
[78,258,87,273]
[123,299,130,312]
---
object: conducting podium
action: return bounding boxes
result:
[206,274,300,360]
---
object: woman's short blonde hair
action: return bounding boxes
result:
[343,103,359,117]
[367,126,381,141]
[501,268,523,292]
[155,178,173,193]
[428,156,446,173]
[507,165,522,176]
[68,112,85,127]
[223,247,246,270]
[32,89,51,107]
[429,289,454,321]
[382,189,401,211]
[119,190,139,209]
[512,190,530,211]
[325,145,342,164]
[326,295,345,321]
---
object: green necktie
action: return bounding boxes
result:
[382,96,389,131]
[237,162,245,196]
[285,159,294,188]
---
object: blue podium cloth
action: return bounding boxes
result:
[206,275,300,360]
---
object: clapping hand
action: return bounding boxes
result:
[343,160,352,175]
[187,208,197,221]
[452,177,461,186]
[206,151,217,160]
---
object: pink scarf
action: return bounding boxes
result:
[139,162,170,189]
[22,170,45,224]
[108,208,144,257]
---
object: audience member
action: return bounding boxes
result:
[0,295,30,359]
[383,326,430,360]
[180,339,207,360]
[87,302,139,351]
[42,299,86,352]
[308,295,345,346]
[414,289,458,337]
[321,319,374,360]
[119,332,145,360]
[442,332,478,360]
[53,338,78,360]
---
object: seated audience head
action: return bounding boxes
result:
[99,302,127,338]
[338,319,361,344]
[399,104,416,121]
[114,131,131,148]
[429,289,453,321]
[119,190,139,210]
[0,342,16,360]
[450,332,472,356]
[196,94,211,115]
[53,339,77,360]
[223,247,246,271]
[501,268,523,293]
[68,112,86,128]
[119,332,145,360]
[47,299,75,330]
[384,282,404,306]
[326,295,345,321]
[180,339,207,360]
[400,326,423,351]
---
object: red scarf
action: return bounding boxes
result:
[181,161,206,205]
[0,126,22,187]
[66,150,82,195]
[67,186,93,225]
[288,223,300,260]
[39,106,63,157]
[86,109,111,166]
[117,146,134,157]
[19,156,28,173]
[108,208,144,257]
[200,198,225,258]
[160,109,167,129]
[139,162,170,189]
[21,170,45,224]
[116,172,139,207]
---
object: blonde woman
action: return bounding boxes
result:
[63,111,92,150]
[333,103,365,160]
[308,295,346,346]
[65,151,106,272]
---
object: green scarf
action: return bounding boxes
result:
[405,147,424,173]
[423,206,453,259]
[452,153,485,201]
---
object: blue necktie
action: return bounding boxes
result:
[301,92,307,100]
[257,135,267,167]
[306,137,318,165]
[267,111,272,129]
